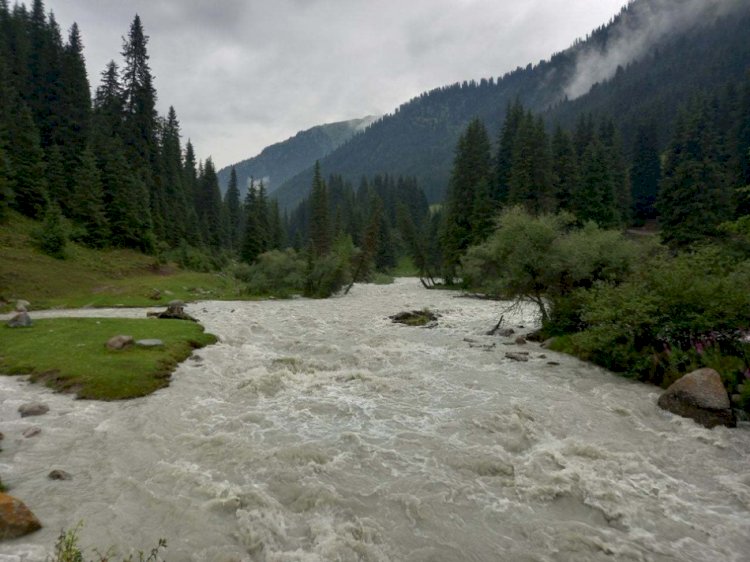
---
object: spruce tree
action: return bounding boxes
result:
[496,100,525,203]
[507,113,554,214]
[572,138,619,227]
[0,144,11,220]
[59,22,90,171]
[44,144,67,212]
[551,125,579,212]
[241,183,263,263]
[9,103,47,218]
[195,157,224,247]
[309,161,331,257]
[441,119,493,276]
[658,101,733,248]
[70,147,109,247]
[224,166,242,249]
[630,122,661,222]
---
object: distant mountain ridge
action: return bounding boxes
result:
[217,116,378,196]
[272,0,750,211]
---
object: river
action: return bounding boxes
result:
[1,279,749,561]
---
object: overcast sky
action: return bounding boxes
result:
[43,0,626,169]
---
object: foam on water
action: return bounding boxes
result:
[1,279,749,561]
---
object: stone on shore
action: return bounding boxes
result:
[18,403,48,418]
[0,493,42,540]
[136,339,164,348]
[7,312,32,328]
[657,368,736,429]
[107,335,134,350]
[152,300,196,322]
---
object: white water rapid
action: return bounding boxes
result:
[1,279,749,561]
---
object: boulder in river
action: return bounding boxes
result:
[505,352,530,362]
[107,335,134,350]
[18,402,48,417]
[0,493,42,540]
[7,312,32,328]
[515,336,527,345]
[48,470,72,481]
[389,310,438,327]
[22,427,41,438]
[657,368,736,429]
[151,300,196,322]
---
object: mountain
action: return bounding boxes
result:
[216,116,378,196]
[273,0,750,211]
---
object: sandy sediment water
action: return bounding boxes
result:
[1,279,749,561]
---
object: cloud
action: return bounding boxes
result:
[564,0,745,100]
[44,0,625,168]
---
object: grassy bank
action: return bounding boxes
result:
[0,213,242,310]
[1,318,217,400]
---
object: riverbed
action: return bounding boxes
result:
[1,279,749,561]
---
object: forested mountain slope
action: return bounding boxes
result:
[216,116,377,197]
[273,0,750,210]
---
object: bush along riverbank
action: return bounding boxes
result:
[461,207,750,420]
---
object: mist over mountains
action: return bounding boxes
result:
[216,116,377,198]
[268,0,750,211]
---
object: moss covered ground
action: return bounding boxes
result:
[1,318,216,400]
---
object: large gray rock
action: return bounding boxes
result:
[7,312,32,328]
[18,403,48,417]
[107,335,134,350]
[658,368,736,428]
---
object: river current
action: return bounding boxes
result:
[1,279,749,561]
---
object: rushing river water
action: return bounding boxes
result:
[1,279,749,562]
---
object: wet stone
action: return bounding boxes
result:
[22,427,41,438]
[48,470,72,481]
[18,403,49,418]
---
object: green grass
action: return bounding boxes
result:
[391,255,418,277]
[0,212,243,310]
[0,318,217,400]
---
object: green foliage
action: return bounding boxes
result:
[36,202,67,258]
[304,236,355,298]
[1,317,216,400]
[52,523,167,562]
[553,247,750,392]
[237,248,307,297]
[309,161,331,257]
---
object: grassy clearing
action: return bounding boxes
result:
[391,256,418,277]
[0,213,243,310]
[0,318,217,400]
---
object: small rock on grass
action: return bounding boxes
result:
[18,403,48,417]
[136,339,164,348]
[0,493,42,539]
[7,312,32,328]
[107,335,134,350]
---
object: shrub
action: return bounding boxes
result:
[304,236,355,298]
[240,249,307,297]
[36,203,68,259]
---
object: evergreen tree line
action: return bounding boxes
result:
[286,163,431,274]
[0,1,240,258]
[441,74,750,275]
